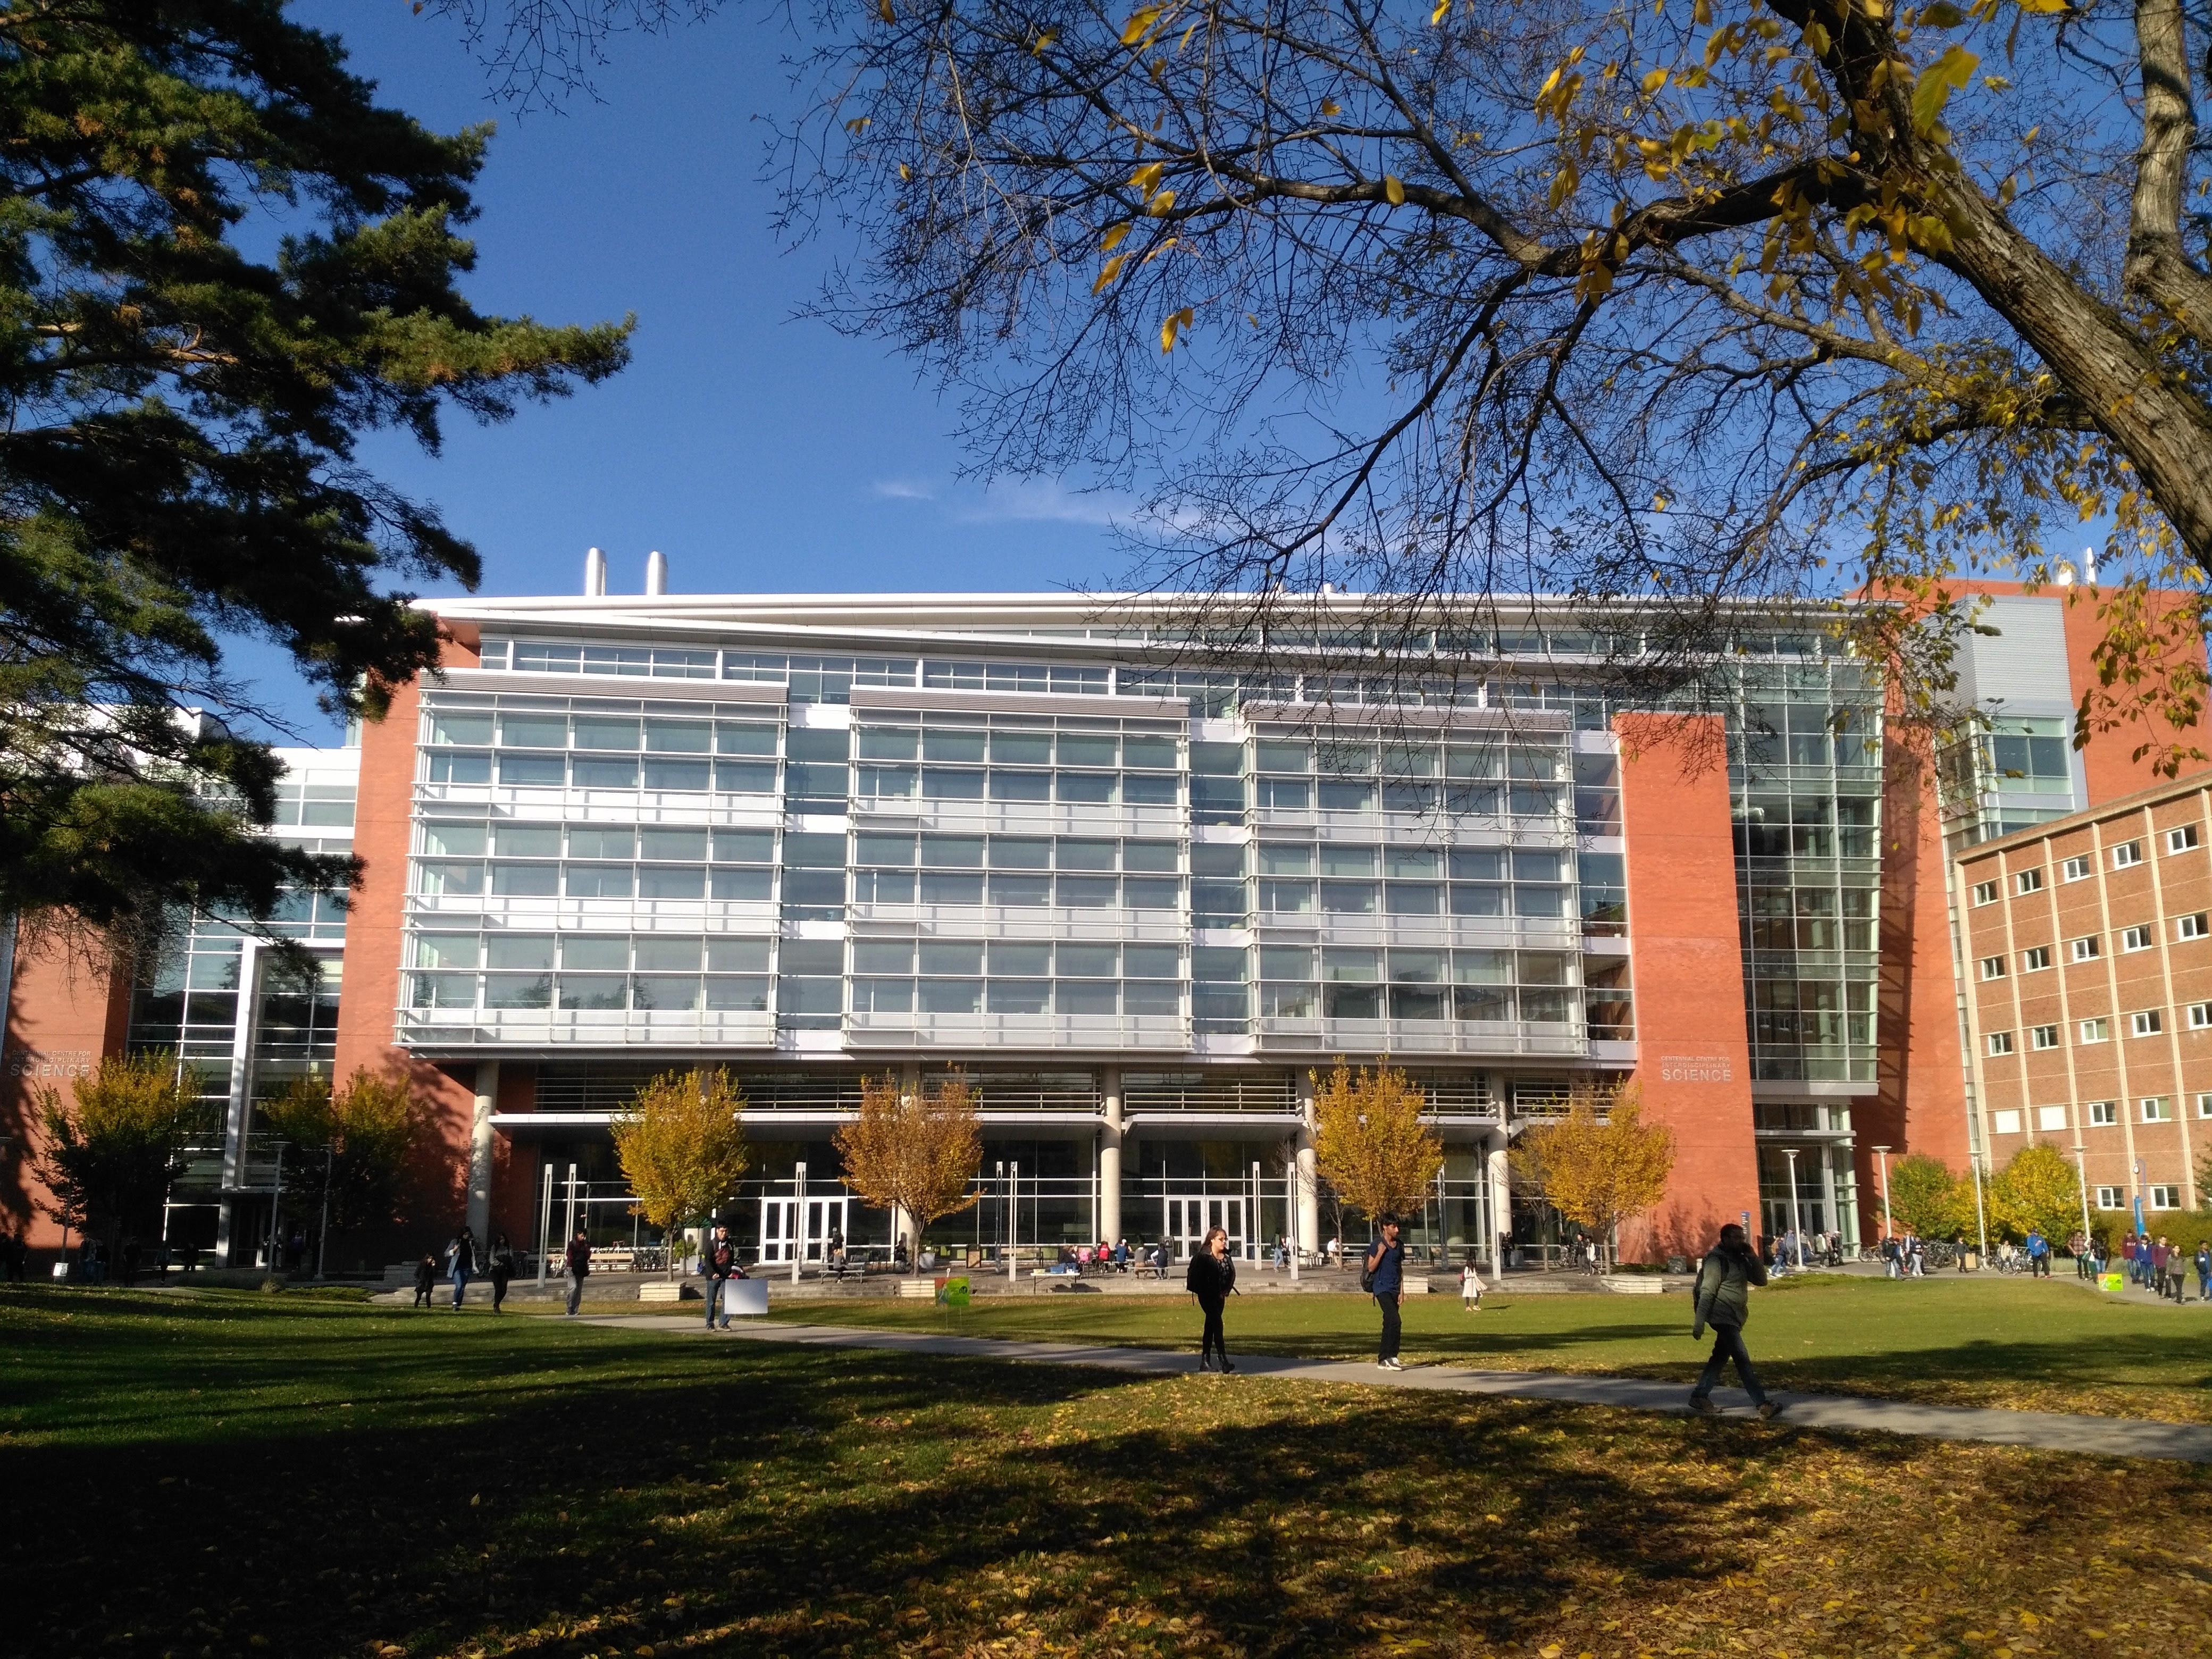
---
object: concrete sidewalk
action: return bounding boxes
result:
[577,1313,2212,1464]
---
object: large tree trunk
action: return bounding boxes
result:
[1924,162,2212,564]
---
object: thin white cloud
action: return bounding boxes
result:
[956,477,1131,526]
[869,477,937,501]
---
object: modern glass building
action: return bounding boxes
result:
[7,575,2199,1272]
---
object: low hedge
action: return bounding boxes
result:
[2085,1208,2212,1258]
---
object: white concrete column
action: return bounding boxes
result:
[1487,1135,1511,1285]
[1100,1067,1124,1244]
[894,1060,921,1262]
[466,1060,499,1241]
[1295,1067,1319,1261]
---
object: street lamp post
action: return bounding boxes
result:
[1007,1161,1020,1281]
[1783,1147,1806,1271]
[2072,1141,2093,1253]
[791,1160,807,1287]
[1251,1160,1262,1263]
[1871,1145,1892,1243]
[1285,1153,1301,1281]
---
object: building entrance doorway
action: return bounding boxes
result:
[759,1196,850,1264]
[1164,1195,1248,1261]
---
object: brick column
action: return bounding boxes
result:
[1615,714,1762,1260]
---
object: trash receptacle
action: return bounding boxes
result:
[1961,1249,1980,1271]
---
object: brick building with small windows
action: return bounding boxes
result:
[1955,773,2212,1218]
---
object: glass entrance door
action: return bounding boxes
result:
[759,1196,850,1264]
[1164,1195,1247,1260]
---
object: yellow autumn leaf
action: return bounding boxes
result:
[1144,188,1177,216]
[1102,223,1130,252]
[2011,0,2068,11]
[1129,161,1167,198]
[1651,493,1669,510]
[1383,174,1406,205]
[877,0,894,20]
[1320,98,1342,116]
[845,115,870,135]
[1640,66,1669,93]
[1911,43,1979,134]
[1032,28,1058,53]
[1093,254,1128,294]
[897,162,911,181]
[1431,0,1451,22]
[1160,306,1194,351]
[1120,6,1163,45]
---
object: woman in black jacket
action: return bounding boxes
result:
[1186,1227,1238,1373]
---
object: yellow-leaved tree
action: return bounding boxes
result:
[610,1069,752,1278]
[1989,1142,2083,1243]
[833,1072,984,1273]
[255,1068,416,1248]
[1509,1082,1676,1270]
[1311,1063,1444,1234]
[33,1050,207,1256]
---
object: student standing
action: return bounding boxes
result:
[1460,1253,1483,1312]
[445,1226,476,1310]
[562,1228,591,1317]
[702,1223,741,1328]
[1689,1222,1779,1419]
[488,1232,515,1312]
[1186,1226,1237,1372]
[1365,1214,1407,1370]
[411,1251,436,1309]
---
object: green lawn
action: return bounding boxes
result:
[768,1275,2212,1422]
[6,1286,2212,1659]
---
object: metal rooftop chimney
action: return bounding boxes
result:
[584,546,607,596]
[644,549,667,596]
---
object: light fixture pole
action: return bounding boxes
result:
[1007,1160,1020,1281]
[791,1160,807,1286]
[2072,1141,2093,1251]
[1783,1147,1805,1271]
[1285,1153,1301,1281]
[1871,1145,1892,1243]
[1251,1160,1262,1262]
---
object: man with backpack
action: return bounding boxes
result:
[701,1222,743,1329]
[1689,1222,1780,1419]
[1365,1213,1407,1370]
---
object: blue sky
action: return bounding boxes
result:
[244,4,1131,740]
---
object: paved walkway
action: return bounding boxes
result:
[578,1313,2212,1464]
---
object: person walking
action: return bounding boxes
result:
[702,1222,741,1329]
[1186,1225,1237,1372]
[562,1228,591,1317]
[411,1251,436,1309]
[1689,1222,1779,1419]
[2025,1228,2050,1279]
[488,1231,515,1312]
[2152,1236,2171,1298]
[445,1225,476,1310]
[1366,1213,1407,1370]
[2194,1240,2210,1302]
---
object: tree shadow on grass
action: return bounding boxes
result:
[15,1301,2212,1659]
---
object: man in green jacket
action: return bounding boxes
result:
[1689,1224,1780,1419]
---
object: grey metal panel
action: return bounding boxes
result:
[1968,596,2071,710]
